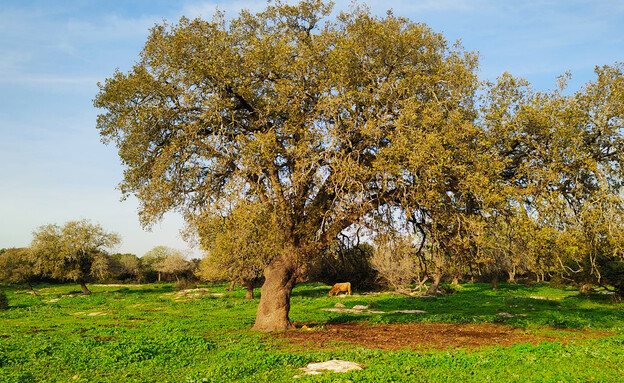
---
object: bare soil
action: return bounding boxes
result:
[273,322,613,351]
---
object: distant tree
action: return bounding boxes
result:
[30,220,121,295]
[119,253,142,281]
[142,246,176,282]
[109,253,142,281]
[0,248,39,295]
[481,65,624,292]
[154,254,194,283]
[371,236,419,293]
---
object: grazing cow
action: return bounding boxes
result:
[329,282,352,296]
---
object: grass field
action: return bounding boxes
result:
[1,282,623,382]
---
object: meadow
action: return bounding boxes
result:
[1,282,623,382]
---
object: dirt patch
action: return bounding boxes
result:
[273,322,613,351]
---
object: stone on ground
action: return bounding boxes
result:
[299,360,364,376]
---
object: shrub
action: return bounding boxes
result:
[370,238,419,292]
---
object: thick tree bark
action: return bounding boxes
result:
[226,281,236,291]
[507,269,516,283]
[252,254,298,332]
[243,280,255,300]
[426,273,443,296]
[79,281,92,295]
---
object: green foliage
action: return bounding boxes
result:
[0,248,38,287]
[195,201,279,284]
[30,220,121,291]
[0,282,623,382]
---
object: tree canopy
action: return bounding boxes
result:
[195,200,280,299]
[30,220,121,294]
[95,0,624,330]
[0,248,39,295]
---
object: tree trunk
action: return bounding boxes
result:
[507,269,516,283]
[243,280,255,300]
[27,282,38,296]
[426,273,442,296]
[79,281,91,295]
[452,276,459,285]
[491,274,499,290]
[226,280,236,291]
[252,254,297,332]
[158,272,161,282]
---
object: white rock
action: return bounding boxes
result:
[352,305,368,310]
[321,308,385,314]
[496,312,514,318]
[300,360,364,376]
[334,303,346,308]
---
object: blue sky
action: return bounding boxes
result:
[1,0,623,258]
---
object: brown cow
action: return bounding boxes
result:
[328,282,352,296]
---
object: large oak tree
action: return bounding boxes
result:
[95,0,482,330]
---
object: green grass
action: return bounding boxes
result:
[1,282,623,382]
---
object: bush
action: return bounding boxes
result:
[370,238,420,292]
